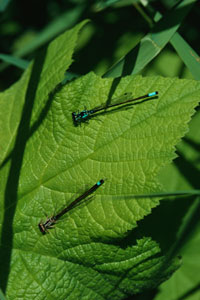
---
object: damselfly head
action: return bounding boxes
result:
[38,222,47,235]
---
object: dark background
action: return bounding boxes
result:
[0,0,199,91]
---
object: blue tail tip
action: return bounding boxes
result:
[148,91,158,97]
[97,179,105,186]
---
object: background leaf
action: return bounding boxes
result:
[139,1,200,81]
[0,54,29,70]
[153,109,200,300]
[13,6,86,59]
[103,0,196,77]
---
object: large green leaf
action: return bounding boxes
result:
[0,22,200,299]
[0,20,87,163]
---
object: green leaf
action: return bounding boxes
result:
[104,0,196,77]
[0,20,87,163]
[154,109,200,300]
[0,53,29,70]
[155,217,200,300]
[159,109,200,192]
[14,6,86,58]
[93,0,138,11]
[0,288,7,300]
[0,0,11,12]
[0,22,200,299]
[146,2,200,80]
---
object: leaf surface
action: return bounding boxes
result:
[0,23,200,300]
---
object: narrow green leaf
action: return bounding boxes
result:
[0,54,29,70]
[170,33,200,80]
[93,0,137,11]
[113,190,200,199]
[14,7,86,58]
[0,289,7,300]
[0,0,11,12]
[143,1,200,80]
[104,0,196,77]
